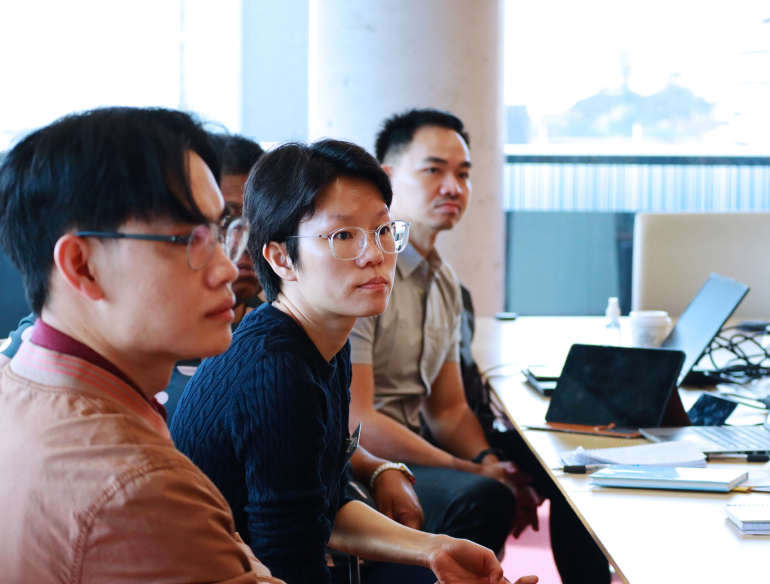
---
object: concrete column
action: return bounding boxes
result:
[241,0,309,142]
[309,0,506,315]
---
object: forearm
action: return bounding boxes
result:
[355,407,459,468]
[426,402,492,462]
[329,501,445,566]
[350,446,389,483]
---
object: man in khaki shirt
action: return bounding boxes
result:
[350,109,610,583]
[0,107,282,583]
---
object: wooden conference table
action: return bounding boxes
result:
[471,316,769,584]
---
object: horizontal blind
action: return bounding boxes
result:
[504,155,770,212]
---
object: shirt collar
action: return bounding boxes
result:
[30,320,167,421]
[396,243,444,279]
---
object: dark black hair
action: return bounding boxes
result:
[245,139,392,303]
[207,133,265,176]
[0,107,219,313]
[375,108,470,163]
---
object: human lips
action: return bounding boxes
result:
[359,276,389,291]
[434,200,462,214]
[205,296,236,320]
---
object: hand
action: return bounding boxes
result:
[427,535,538,584]
[476,461,543,537]
[373,468,425,530]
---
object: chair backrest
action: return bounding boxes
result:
[632,212,770,317]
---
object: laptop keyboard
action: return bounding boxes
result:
[695,426,770,450]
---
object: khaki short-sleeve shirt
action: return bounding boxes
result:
[350,244,462,433]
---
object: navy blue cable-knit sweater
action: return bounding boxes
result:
[171,303,353,584]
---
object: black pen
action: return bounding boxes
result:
[706,453,770,463]
[552,464,611,474]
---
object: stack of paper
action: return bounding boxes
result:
[561,441,707,468]
[724,504,770,534]
[590,465,748,492]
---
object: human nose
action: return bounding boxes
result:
[205,239,239,288]
[355,230,384,266]
[440,172,463,196]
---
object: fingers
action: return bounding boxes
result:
[396,509,424,530]
[512,576,538,584]
[376,495,395,521]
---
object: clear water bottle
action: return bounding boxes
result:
[605,297,621,345]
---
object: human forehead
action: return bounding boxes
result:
[220,173,249,211]
[188,150,225,221]
[303,175,390,229]
[401,126,470,166]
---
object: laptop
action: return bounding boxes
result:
[641,413,770,454]
[660,273,749,387]
[639,274,770,453]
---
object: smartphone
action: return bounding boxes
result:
[494,312,518,321]
[522,366,561,396]
[687,393,738,426]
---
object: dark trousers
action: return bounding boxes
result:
[487,429,611,584]
[328,467,514,584]
[412,464,516,553]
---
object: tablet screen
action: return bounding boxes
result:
[545,344,686,428]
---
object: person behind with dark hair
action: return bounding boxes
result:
[171,139,538,584]
[208,132,266,313]
[0,106,283,583]
[158,132,267,420]
[350,107,610,583]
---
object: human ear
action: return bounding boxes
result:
[263,242,297,282]
[52,234,106,301]
[381,164,394,179]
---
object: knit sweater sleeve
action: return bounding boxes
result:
[230,342,335,584]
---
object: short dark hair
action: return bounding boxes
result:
[245,139,392,303]
[0,107,219,313]
[207,133,264,176]
[375,108,470,163]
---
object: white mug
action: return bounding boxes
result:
[629,310,671,347]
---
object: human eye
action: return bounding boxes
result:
[332,229,355,241]
[424,167,441,174]
[378,223,394,237]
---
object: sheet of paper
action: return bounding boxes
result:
[561,441,707,467]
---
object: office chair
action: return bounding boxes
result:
[632,212,770,317]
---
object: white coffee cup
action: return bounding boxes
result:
[629,310,671,347]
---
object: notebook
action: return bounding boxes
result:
[589,465,748,492]
[724,504,770,534]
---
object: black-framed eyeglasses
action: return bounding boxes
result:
[286,220,410,261]
[76,216,250,270]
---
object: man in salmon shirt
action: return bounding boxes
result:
[0,107,283,583]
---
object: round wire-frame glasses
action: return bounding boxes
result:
[288,220,411,260]
[76,216,250,270]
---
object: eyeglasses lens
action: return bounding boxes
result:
[186,218,250,270]
[225,218,250,262]
[187,224,216,270]
[331,229,367,260]
[379,221,409,254]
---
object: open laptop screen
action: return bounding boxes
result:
[661,274,749,386]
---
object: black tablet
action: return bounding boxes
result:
[545,344,686,429]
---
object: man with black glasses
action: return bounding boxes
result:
[0,107,282,583]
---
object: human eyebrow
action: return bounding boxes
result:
[422,156,448,165]
[329,208,390,223]
[460,161,472,169]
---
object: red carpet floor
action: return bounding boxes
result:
[500,501,621,584]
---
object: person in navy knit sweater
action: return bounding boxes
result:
[172,139,537,584]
